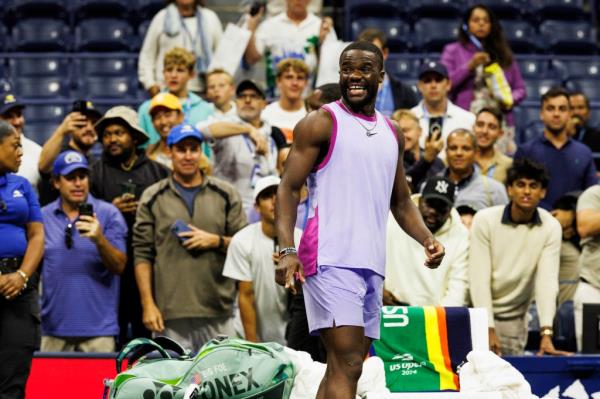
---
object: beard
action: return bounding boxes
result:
[73,135,96,152]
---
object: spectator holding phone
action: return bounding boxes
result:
[89,107,169,346]
[411,62,476,153]
[38,99,102,206]
[441,4,526,154]
[40,151,127,352]
[133,123,247,351]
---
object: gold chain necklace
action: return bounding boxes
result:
[121,153,138,171]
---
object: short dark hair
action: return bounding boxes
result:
[340,41,384,71]
[0,120,16,143]
[476,107,503,126]
[357,28,388,50]
[569,90,590,109]
[316,83,341,104]
[506,158,550,188]
[541,86,570,108]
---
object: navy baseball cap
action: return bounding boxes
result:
[0,92,25,115]
[418,61,449,80]
[53,150,89,176]
[166,123,204,147]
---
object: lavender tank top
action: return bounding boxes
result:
[297,100,399,277]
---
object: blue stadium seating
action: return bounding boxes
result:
[520,120,545,144]
[516,58,549,79]
[8,0,68,22]
[351,18,410,52]
[77,76,136,99]
[540,20,597,55]
[345,0,403,18]
[9,57,70,78]
[566,79,600,101]
[0,23,6,52]
[15,76,69,99]
[413,18,458,52]
[11,18,70,51]
[137,0,164,22]
[75,18,134,52]
[24,104,66,124]
[534,0,587,21]
[551,59,600,79]
[477,0,529,20]
[385,56,421,78]
[75,56,135,77]
[524,79,564,101]
[502,20,539,54]
[138,19,151,39]
[72,0,130,20]
[405,0,463,19]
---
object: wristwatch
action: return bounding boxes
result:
[540,327,553,337]
[218,235,225,249]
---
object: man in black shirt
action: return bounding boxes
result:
[570,90,600,172]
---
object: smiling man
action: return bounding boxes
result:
[133,123,247,351]
[515,87,597,210]
[275,41,444,399]
[469,158,569,356]
[473,107,512,183]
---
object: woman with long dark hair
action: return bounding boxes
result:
[0,120,44,398]
[441,4,526,153]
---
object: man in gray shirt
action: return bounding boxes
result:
[442,128,508,211]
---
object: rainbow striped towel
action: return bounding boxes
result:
[371,306,488,392]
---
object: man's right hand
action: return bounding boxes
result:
[488,327,502,356]
[423,132,444,162]
[58,112,88,136]
[248,127,269,156]
[112,194,138,214]
[142,302,164,332]
[275,253,304,294]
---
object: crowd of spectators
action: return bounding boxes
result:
[1,0,600,396]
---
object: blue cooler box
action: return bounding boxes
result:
[505,356,600,398]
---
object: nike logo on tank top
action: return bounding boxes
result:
[297,100,399,277]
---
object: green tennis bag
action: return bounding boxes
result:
[104,336,295,399]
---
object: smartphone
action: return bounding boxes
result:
[171,219,191,244]
[428,117,443,140]
[249,1,266,16]
[273,236,279,254]
[77,203,94,233]
[78,203,94,217]
[120,181,137,197]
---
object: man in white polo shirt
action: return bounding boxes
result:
[411,62,476,151]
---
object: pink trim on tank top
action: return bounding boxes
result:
[298,206,319,277]
[336,100,377,122]
[384,116,399,144]
[317,105,338,170]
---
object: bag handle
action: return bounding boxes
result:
[153,336,191,358]
[116,337,172,373]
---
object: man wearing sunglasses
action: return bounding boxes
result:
[411,61,475,152]
[40,151,127,353]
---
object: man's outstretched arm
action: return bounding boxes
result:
[275,109,331,292]
[388,120,444,268]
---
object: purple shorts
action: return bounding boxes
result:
[303,265,384,340]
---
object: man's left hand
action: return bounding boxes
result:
[76,215,103,243]
[180,225,218,250]
[423,236,444,269]
[537,335,573,356]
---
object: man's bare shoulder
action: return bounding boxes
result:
[293,108,333,145]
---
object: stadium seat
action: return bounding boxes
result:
[138,19,151,39]
[24,104,66,124]
[520,120,545,144]
[405,0,463,19]
[75,18,134,52]
[516,58,549,80]
[523,79,563,101]
[502,20,539,54]
[15,76,69,99]
[566,79,600,101]
[346,0,403,18]
[72,0,130,20]
[137,0,165,22]
[534,0,586,21]
[27,122,60,145]
[539,20,597,55]
[9,57,69,78]
[481,0,529,20]
[385,55,420,78]
[413,18,458,53]
[551,59,600,79]
[0,23,6,52]
[8,0,68,21]
[351,17,409,52]
[78,76,136,99]
[75,56,136,77]
[11,18,70,51]
[513,104,540,132]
